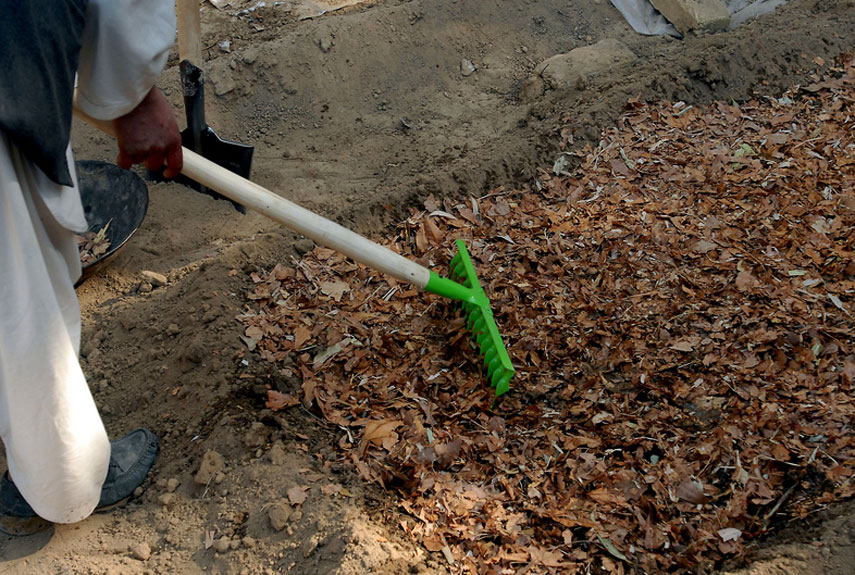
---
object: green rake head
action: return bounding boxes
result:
[424,239,515,396]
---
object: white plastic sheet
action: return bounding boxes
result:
[610,0,789,36]
[726,0,789,28]
[609,0,680,36]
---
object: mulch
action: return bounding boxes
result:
[238,56,855,573]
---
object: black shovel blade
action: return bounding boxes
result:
[177,126,254,213]
[190,126,254,180]
[149,59,254,212]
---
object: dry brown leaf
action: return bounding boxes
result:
[287,486,308,506]
[424,216,444,244]
[294,326,311,350]
[588,488,627,507]
[320,280,349,302]
[245,325,264,340]
[528,546,566,567]
[266,390,299,411]
[361,419,401,453]
[422,534,445,552]
[321,483,342,496]
[415,224,428,252]
[735,269,758,291]
[691,240,717,253]
[669,338,697,352]
[675,479,708,504]
[235,58,855,574]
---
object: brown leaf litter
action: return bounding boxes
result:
[238,57,855,573]
[77,223,111,266]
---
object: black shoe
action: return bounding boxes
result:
[97,428,159,510]
[0,428,158,535]
[0,515,53,538]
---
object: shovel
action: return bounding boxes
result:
[74,109,516,396]
[175,0,253,211]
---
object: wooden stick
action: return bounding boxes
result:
[176,0,204,65]
[72,106,432,289]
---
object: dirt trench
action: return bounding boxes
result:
[2,0,855,573]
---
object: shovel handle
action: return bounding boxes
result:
[73,106,432,289]
[176,0,204,65]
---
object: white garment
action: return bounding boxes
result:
[0,0,175,524]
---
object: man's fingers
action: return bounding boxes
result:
[116,151,133,170]
[144,149,165,173]
[111,88,182,177]
[163,141,184,179]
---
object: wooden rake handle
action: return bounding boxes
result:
[73,107,432,288]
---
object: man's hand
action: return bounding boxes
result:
[113,88,183,178]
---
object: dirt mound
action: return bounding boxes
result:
[234,57,855,574]
[2,0,854,573]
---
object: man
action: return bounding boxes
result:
[0,0,183,533]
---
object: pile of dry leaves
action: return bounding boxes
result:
[77,225,111,266]
[238,57,855,573]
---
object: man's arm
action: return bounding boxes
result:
[113,88,182,179]
[76,0,182,176]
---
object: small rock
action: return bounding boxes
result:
[213,537,231,553]
[85,348,102,364]
[318,35,333,53]
[138,282,153,294]
[534,39,636,92]
[140,270,167,287]
[166,324,180,336]
[208,60,237,96]
[130,542,151,561]
[243,422,270,449]
[293,239,315,256]
[460,59,476,76]
[268,441,288,466]
[80,337,99,358]
[302,535,318,558]
[157,493,175,507]
[195,450,226,486]
[242,46,258,65]
[166,478,179,493]
[268,501,292,531]
[649,0,729,34]
[242,536,257,549]
[518,75,545,102]
[181,343,206,365]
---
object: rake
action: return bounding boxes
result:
[75,111,515,395]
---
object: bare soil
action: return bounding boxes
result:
[1,0,854,573]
